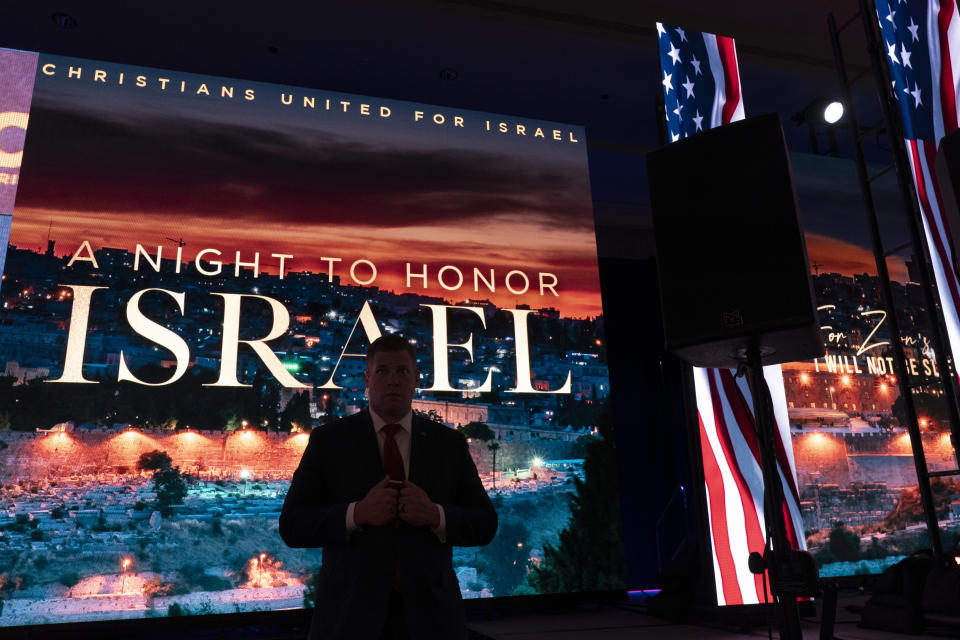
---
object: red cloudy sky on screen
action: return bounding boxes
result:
[804,232,908,282]
[9,57,603,317]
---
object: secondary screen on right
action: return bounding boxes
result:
[782,152,958,578]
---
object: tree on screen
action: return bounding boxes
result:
[413,408,444,423]
[458,421,494,442]
[475,519,530,596]
[828,522,860,562]
[0,376,20,433]
[153,467,188,515]
[882,477,960,529]
[891,391,951,432]
[528,400,625,592]
[552,394,595,430]
[136,449,187,515]
[280,391,312,431]
[137,450,173,472]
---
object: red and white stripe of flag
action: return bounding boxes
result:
[906,0,960,381]
[906,140,960,380]
[690,32,803,606]
[704,34,744,129]
[694,366,805,605]
[929,0,960,143]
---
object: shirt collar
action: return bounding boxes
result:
[369,407,413,434]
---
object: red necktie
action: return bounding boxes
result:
[382,423,405,590]
[382,423,405,481]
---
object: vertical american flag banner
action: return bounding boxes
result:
[656,23,806,606]
[875,0,960,384]
[656,22,744,142]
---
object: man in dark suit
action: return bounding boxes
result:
[279,335,498,640]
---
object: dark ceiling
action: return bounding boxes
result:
[0,1,878,258]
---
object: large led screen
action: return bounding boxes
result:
[782,154,959,579]
[0,49,621,626]
[698,152,960,603]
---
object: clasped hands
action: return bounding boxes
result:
[355,475,440,528]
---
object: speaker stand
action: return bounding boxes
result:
[744,345,803,640]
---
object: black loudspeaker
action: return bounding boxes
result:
[934,129,960,271]
[646,113,822,368]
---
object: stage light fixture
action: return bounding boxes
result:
[823,101,844,124]
[791,97,845,156]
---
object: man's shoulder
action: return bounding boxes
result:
[309,411,371,441]
[413,414,466,445]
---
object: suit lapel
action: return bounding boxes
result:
[356,410,385,488]
[407,415,433,489]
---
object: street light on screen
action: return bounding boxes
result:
[121,557,132,594]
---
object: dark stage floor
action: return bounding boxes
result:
[466,592,959,640]
[6,592,958,640]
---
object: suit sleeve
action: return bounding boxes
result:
[278,428,350,548]
[440,432,498,547]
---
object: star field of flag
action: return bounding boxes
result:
[874,0,960,394]
[656,22,743,141]
[653,21,800,607]
[875,0,937,141]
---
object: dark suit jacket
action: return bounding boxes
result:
[279,410,498,640]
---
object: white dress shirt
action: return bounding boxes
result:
[345,408,445,540]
